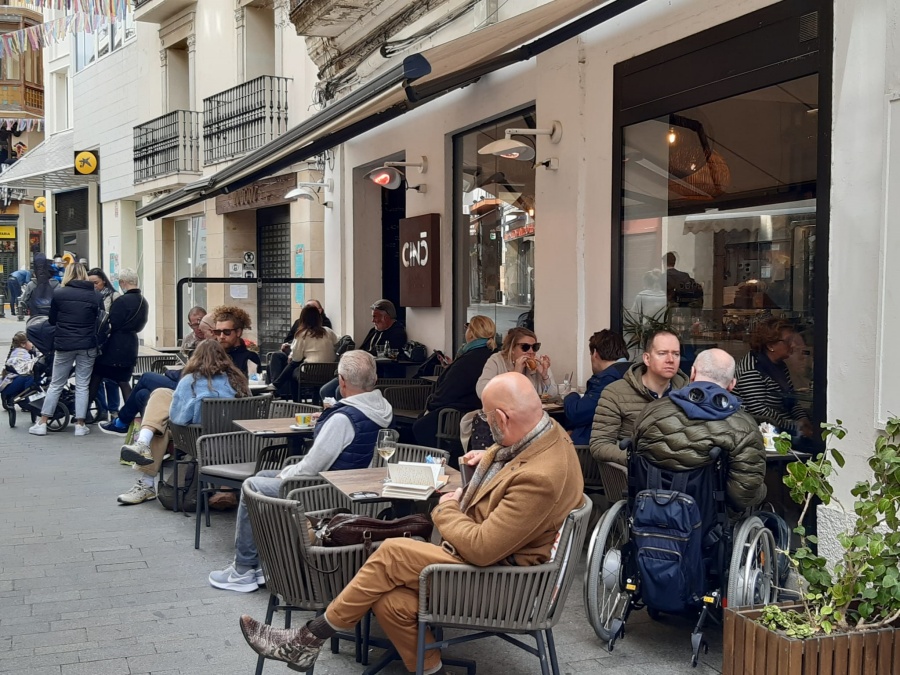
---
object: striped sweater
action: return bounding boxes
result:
[733,351,808,431]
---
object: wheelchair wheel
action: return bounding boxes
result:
[47,401,70,432]
[727,516,777,607]
[585,500,632,644]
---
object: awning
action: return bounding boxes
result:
[0,130,97,192]
[137,0,651,221]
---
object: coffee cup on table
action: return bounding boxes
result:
[295,413,312,426]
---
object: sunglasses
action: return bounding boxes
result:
[211,329,236,336]
[516,342,541,352]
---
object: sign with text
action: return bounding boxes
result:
[215,174,297,214]
[399,213,440,307]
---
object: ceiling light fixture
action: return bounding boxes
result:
[364,157,428,192]
[478,122,563,162]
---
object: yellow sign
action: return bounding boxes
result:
[33,196,46,213]
[0,226,15,239]
[74,150,99,175]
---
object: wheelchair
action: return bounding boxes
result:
[583,440,777,667]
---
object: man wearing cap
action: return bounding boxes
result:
[359,299,407,354]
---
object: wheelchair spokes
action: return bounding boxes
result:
[584,500,633,649]
[727,516,777,608]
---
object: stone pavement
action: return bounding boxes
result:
[0,316,725,674]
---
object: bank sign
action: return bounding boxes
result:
[399,213,440,307]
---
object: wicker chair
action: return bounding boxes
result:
[268,400,321,419]
[434,408,462,452]
[167,395,273,515]
[132,354,178,383]
[414,496,592,675]
[375,378,427,390]
[599,461,628,502]
[574,445,604,495]
[193,431,290,549]
[370,443,449,469]
[381,386,433,417]
[282,481,388,518]
[295,362,338,403]
[243,484,376,675]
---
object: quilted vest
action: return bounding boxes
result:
[314,402,381,470]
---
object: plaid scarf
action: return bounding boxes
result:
[459,412,551,512]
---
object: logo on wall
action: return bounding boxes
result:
[74,150,99,175]
[33,196,46,213]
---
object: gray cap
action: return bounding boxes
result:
[370,299,397,319]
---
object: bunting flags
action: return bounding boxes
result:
[9,1,128,16]
[0,11,128,59]
[0,119,44,133]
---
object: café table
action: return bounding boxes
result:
[234,417,315,455]
[320,465,462,517]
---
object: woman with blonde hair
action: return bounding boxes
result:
[117,340,250,505]
[412,315,497,460]
[29,263,101,437]
[476,325,555,398]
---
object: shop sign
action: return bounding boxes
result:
[33,196,46,213]
[0,225,15,239]
[215,174,298,214]
[74,150,99,175]
[399,213,440,307]
[503,223,535,242]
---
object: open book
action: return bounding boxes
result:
[382,462,448,500]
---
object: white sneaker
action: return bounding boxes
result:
[117,482,156,505]
[120,441,153,466]
[28,422,46,436]
[74,424,90,436]
[208,564,260,593]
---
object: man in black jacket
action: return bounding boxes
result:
[359,299,407,354]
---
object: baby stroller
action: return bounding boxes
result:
[8,317,78,431]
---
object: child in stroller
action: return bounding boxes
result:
[1,331,37,427]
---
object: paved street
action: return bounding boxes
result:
[0,317,725,675]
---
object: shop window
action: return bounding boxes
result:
[175,215,207,312]
[619,74,819,424]
[453,110,538,345]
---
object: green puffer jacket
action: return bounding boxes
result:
[589,363,689,466]
[633,397,767,510]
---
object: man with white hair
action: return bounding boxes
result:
[209,350,393,593]
[632,348,767,515]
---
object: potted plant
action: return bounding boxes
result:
[621,307,670,353]
[722,418,900,674]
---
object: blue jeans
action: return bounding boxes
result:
[234,470,282,568]
[41,349,97,420]
[2,375,33,404]
[117,372,177,425]
[96,378,120,413]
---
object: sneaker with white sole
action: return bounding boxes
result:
[256,568,266,587]
[28,422,46,436]
[99,419,129,435]
[120,441,153,466]
[74,425,90,436]
[209,564,261,593]
[117,482,156,505]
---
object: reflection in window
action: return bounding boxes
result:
[454,110,538,340]
[620,74,818,428]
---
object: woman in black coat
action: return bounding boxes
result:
[89,268,148,408]
[29,264,100,436]
[412,315,497,463]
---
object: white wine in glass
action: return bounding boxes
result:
[376,429,399,483]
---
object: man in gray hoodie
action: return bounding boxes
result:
[209,350,393,593]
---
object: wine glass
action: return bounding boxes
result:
[376,429,399,483]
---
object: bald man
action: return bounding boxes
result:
[239,372,584,674]
[632,348,767,515]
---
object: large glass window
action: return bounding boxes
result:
[453,110,538,346]
[74,14,136,73]
[175,215,207,312]
[620,74,819,420]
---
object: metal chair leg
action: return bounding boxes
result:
[194,479,203,549]
[255,595,277,675]
[415,621,428,674]
[534,630,551,675]
[546,628,560,675]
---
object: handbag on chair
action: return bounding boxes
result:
[312,512,433,556]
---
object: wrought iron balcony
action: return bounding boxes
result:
[133,110,200,184]
[202,75,290,166]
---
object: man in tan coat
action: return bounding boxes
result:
[590,329,689,466]
[239,372,584,674]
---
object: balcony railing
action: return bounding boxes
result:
[133,110,200,184]
[202,75,290,165]
[23,84,43,112]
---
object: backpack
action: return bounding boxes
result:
[334,335,355,358]
[631,473,705,613]
[156,455,198,512]
[28,280,54,316]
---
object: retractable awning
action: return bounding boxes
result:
[0,130,97,192]
[137,0,651,221]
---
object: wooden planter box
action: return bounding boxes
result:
[723,604,900,675]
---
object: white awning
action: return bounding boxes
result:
[0,130,97,192]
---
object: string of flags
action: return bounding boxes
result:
[0,119,43,133]
[10,1,128,15]
[0,11,129,59]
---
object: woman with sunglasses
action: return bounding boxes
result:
[476,327,555,398]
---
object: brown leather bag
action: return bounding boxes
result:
[314,513,433,556]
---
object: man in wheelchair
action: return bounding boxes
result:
[632,347,767,517]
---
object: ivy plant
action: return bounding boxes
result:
[759,417,900,636]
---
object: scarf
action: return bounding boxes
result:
[753,350,797,410]
[457,337,489,357]
[459,412,552,512]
